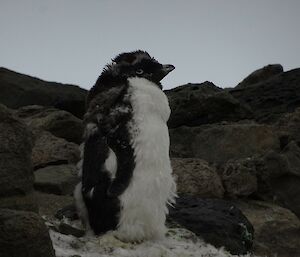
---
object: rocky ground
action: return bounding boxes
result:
[1,64,300,257]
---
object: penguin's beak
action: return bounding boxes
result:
[153,64,175,82]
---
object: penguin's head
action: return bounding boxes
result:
[105,50,175,88]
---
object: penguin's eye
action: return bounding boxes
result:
[136,69,144,75]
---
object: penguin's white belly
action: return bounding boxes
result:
[116,77,176,241]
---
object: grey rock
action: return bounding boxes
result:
[166,81,252,128]
[170,123,279,164]
[171,158,224,198]
[271,174,300,219]
[0,193,38,213]
[236,200,300,257]
[222,158,258,197]
[32,130,80,170]
[277,107,300,144]
[34,165,78,195]
[0,67,87,118]
[236,64,283,89]
[282,141,300,177]
[262,142,300,217]
[15,105,83,144]
[0,208,55,257]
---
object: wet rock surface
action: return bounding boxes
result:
[169,196,254,255]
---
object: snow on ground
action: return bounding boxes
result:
[48,218,257,257]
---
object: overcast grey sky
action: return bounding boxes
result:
[1,0,300,90]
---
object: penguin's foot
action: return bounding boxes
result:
[98,231,133,248]
[113,231,145,244]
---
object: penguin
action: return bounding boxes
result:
[74,50,177,242]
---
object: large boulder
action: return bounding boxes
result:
[15,105,83,144]
[170,122,280,164]
[171,158,224,198]
[230,68,300,123]
[0,208,55,257]
[34,165,78,195]
[236,64,283,89]
[0,67,87,118]
[32,130,80,170]
[166,82,252,128]
[0,104,37,211]
[236,200,300,257]
[169,196,254,255]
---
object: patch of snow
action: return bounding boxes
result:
[49,224,256,257]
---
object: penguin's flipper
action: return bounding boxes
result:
[82,130,110,197]
[106,138,135,197]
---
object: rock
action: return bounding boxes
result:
[222,158,258,197]
[0,208,55,257]
[34,165,78,195]
[171,158,224,198]
[32,130,80,170]
[169,196,254,255]
[282,141,300,177]
[258,142,300,217]
[223,149,300,217]
[230,68,300,123]
[15,105,83,144]
[165,81,252,128]
[236,200,300,257]
[236,64,283,89]
[0,104,37,211]
[246,152,288,201]
[170,123,279,163]
[263,150,289,179]
[34,191,74,218]
[270,174,300,219]
[216,154,280,201]
[0,67,87,118]
[57,223,85,237]
[55,204,78,220]
[0,193,38,213]
[277,107,300,144]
